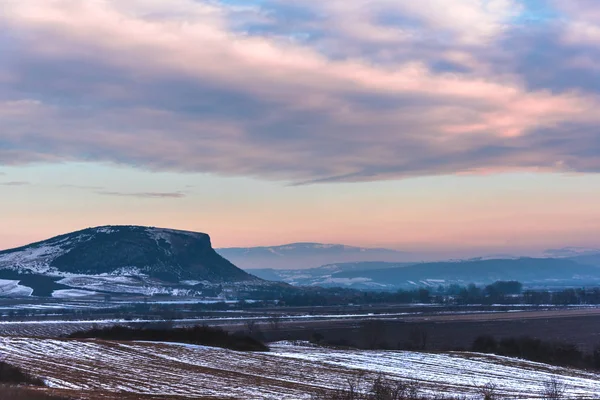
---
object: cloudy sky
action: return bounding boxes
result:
[2,0,600,256]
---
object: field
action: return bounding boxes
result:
[261,307,600,352]
[2,303,600,349]
[1,303,600,399]
[1,338,600,399]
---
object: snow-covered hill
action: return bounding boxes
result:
[0,226,263,297]
[248,261,414,288]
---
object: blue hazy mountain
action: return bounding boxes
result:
[249,257,600,290]
[216,243,410,270]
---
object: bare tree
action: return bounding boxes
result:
[361,320,386,349]
[407,327,428,351]
[477,382,498,400]
[268,315,282,331]
[311,373,429,400]
[311,372,365,400]
[371,375,422,400]
[540,377,565,400]
[245,320,258,336]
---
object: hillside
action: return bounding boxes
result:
[249,258,600,289]
[249,261,414,287]
[334,258,600,289]
[1,338,600,399]
[0,226,262,297]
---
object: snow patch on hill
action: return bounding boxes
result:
[0,230,94,275]
[57,275,195,296]
[0,280,33,297]
[51,289,98,298]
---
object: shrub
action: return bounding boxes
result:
[472,336,497,354]
[540,378,565,400]
[311,375,468,400]
[0,386,70,400]
[477,382,498,400]
[0,362,44,386]
[472,335,589,370]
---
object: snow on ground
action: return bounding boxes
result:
[0,279,33,297]
[145,226,206,245]
[51,289,98,298]
[313,277,374,286]
[0,232,95,275]
[57,275,194,296]
[271,342,600,398]
[0,338,599,399]
[95,227,117,234]
[181,280,203,286]
[0,244,61,274]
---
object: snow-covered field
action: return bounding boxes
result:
[0,338,599,399]
[0,279,34,297]
[56,275,196,296]
[51,289,99,298]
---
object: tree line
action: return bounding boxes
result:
[472,335,600,371]
[68,324,269,352]
[275,281,600,307]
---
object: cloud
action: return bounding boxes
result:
[58,184,105,190]
[1,0,600,183]
[0,181,30,186]
[275,0,523,46]
[97,191,186,199]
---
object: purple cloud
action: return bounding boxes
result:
[1,1,600,183]
[0,181,30,186]
[97,191,186,199]
[58,184,105,190]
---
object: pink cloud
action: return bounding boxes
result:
[1,0,600,183]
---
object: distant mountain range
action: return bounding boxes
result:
[0,226,264,298]
[335,258,600,289]
[224,242,600,289]
[543,247,600,258]
[250,257,600,290]
[248,262,414,288]
[3,229,600,297]
[216,243,410,270]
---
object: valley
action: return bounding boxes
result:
[0,297,599,352]
[2,226,600,398]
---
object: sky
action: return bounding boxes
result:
[2,0,600,257]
